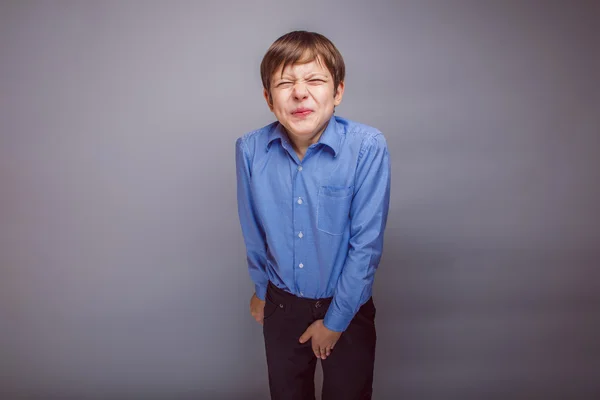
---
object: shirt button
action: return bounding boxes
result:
[298,232,304,238]
[297,165,303,171]
[299,263,304,268]
[297,198,303,205]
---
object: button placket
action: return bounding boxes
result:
[293,161,306,298]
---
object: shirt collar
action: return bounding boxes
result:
[266,116,341,157]
[266,123,286,150]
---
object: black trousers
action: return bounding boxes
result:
[263,281,377,400]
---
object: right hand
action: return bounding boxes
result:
[249,293,266,324]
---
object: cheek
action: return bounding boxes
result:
[272,95,288,110]
[316,89,334,104]
[274,104,287,115]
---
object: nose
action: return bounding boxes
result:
[292,83,308,100]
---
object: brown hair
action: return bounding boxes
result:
[260,31,345,101]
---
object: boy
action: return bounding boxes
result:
[235,30,391,400]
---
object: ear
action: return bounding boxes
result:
[263,88,274,112]
[333,81,345,106]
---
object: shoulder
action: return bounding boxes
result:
[335,116,387,151]
[236,121,278,153]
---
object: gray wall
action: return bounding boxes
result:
[1,1,598,399]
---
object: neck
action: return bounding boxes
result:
[285,119,330,161]
[289,131,322,161]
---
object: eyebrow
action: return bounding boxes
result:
[305,73,328,79]
[274,72,329,83]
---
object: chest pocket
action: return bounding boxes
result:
[317,185,354,235]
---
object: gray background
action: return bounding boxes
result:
[1,1,599,399]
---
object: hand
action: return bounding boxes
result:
[299,319,342,360]
[249,293,266,324]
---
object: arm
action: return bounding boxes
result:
[235,137,269,300]
[323,133,391,332]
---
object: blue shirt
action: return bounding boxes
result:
[235,115,391,332]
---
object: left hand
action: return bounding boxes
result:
[299,319,342,360]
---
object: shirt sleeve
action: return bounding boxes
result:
[235,137,269,300]
[323,133,391,332]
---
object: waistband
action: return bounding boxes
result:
[267,281,333,308]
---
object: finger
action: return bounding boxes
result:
[319,347,327,359]
[299,329,311,344]
[313,347,321,359]
[326,347,331,357]
[330,341,336,350]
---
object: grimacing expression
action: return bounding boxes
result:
[264,58,344,144]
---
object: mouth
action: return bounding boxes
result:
[291,108,313,117]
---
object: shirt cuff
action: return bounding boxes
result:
[323,309,354,332]
[255,283,267,301]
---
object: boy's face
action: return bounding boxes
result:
[264,57,344,144]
